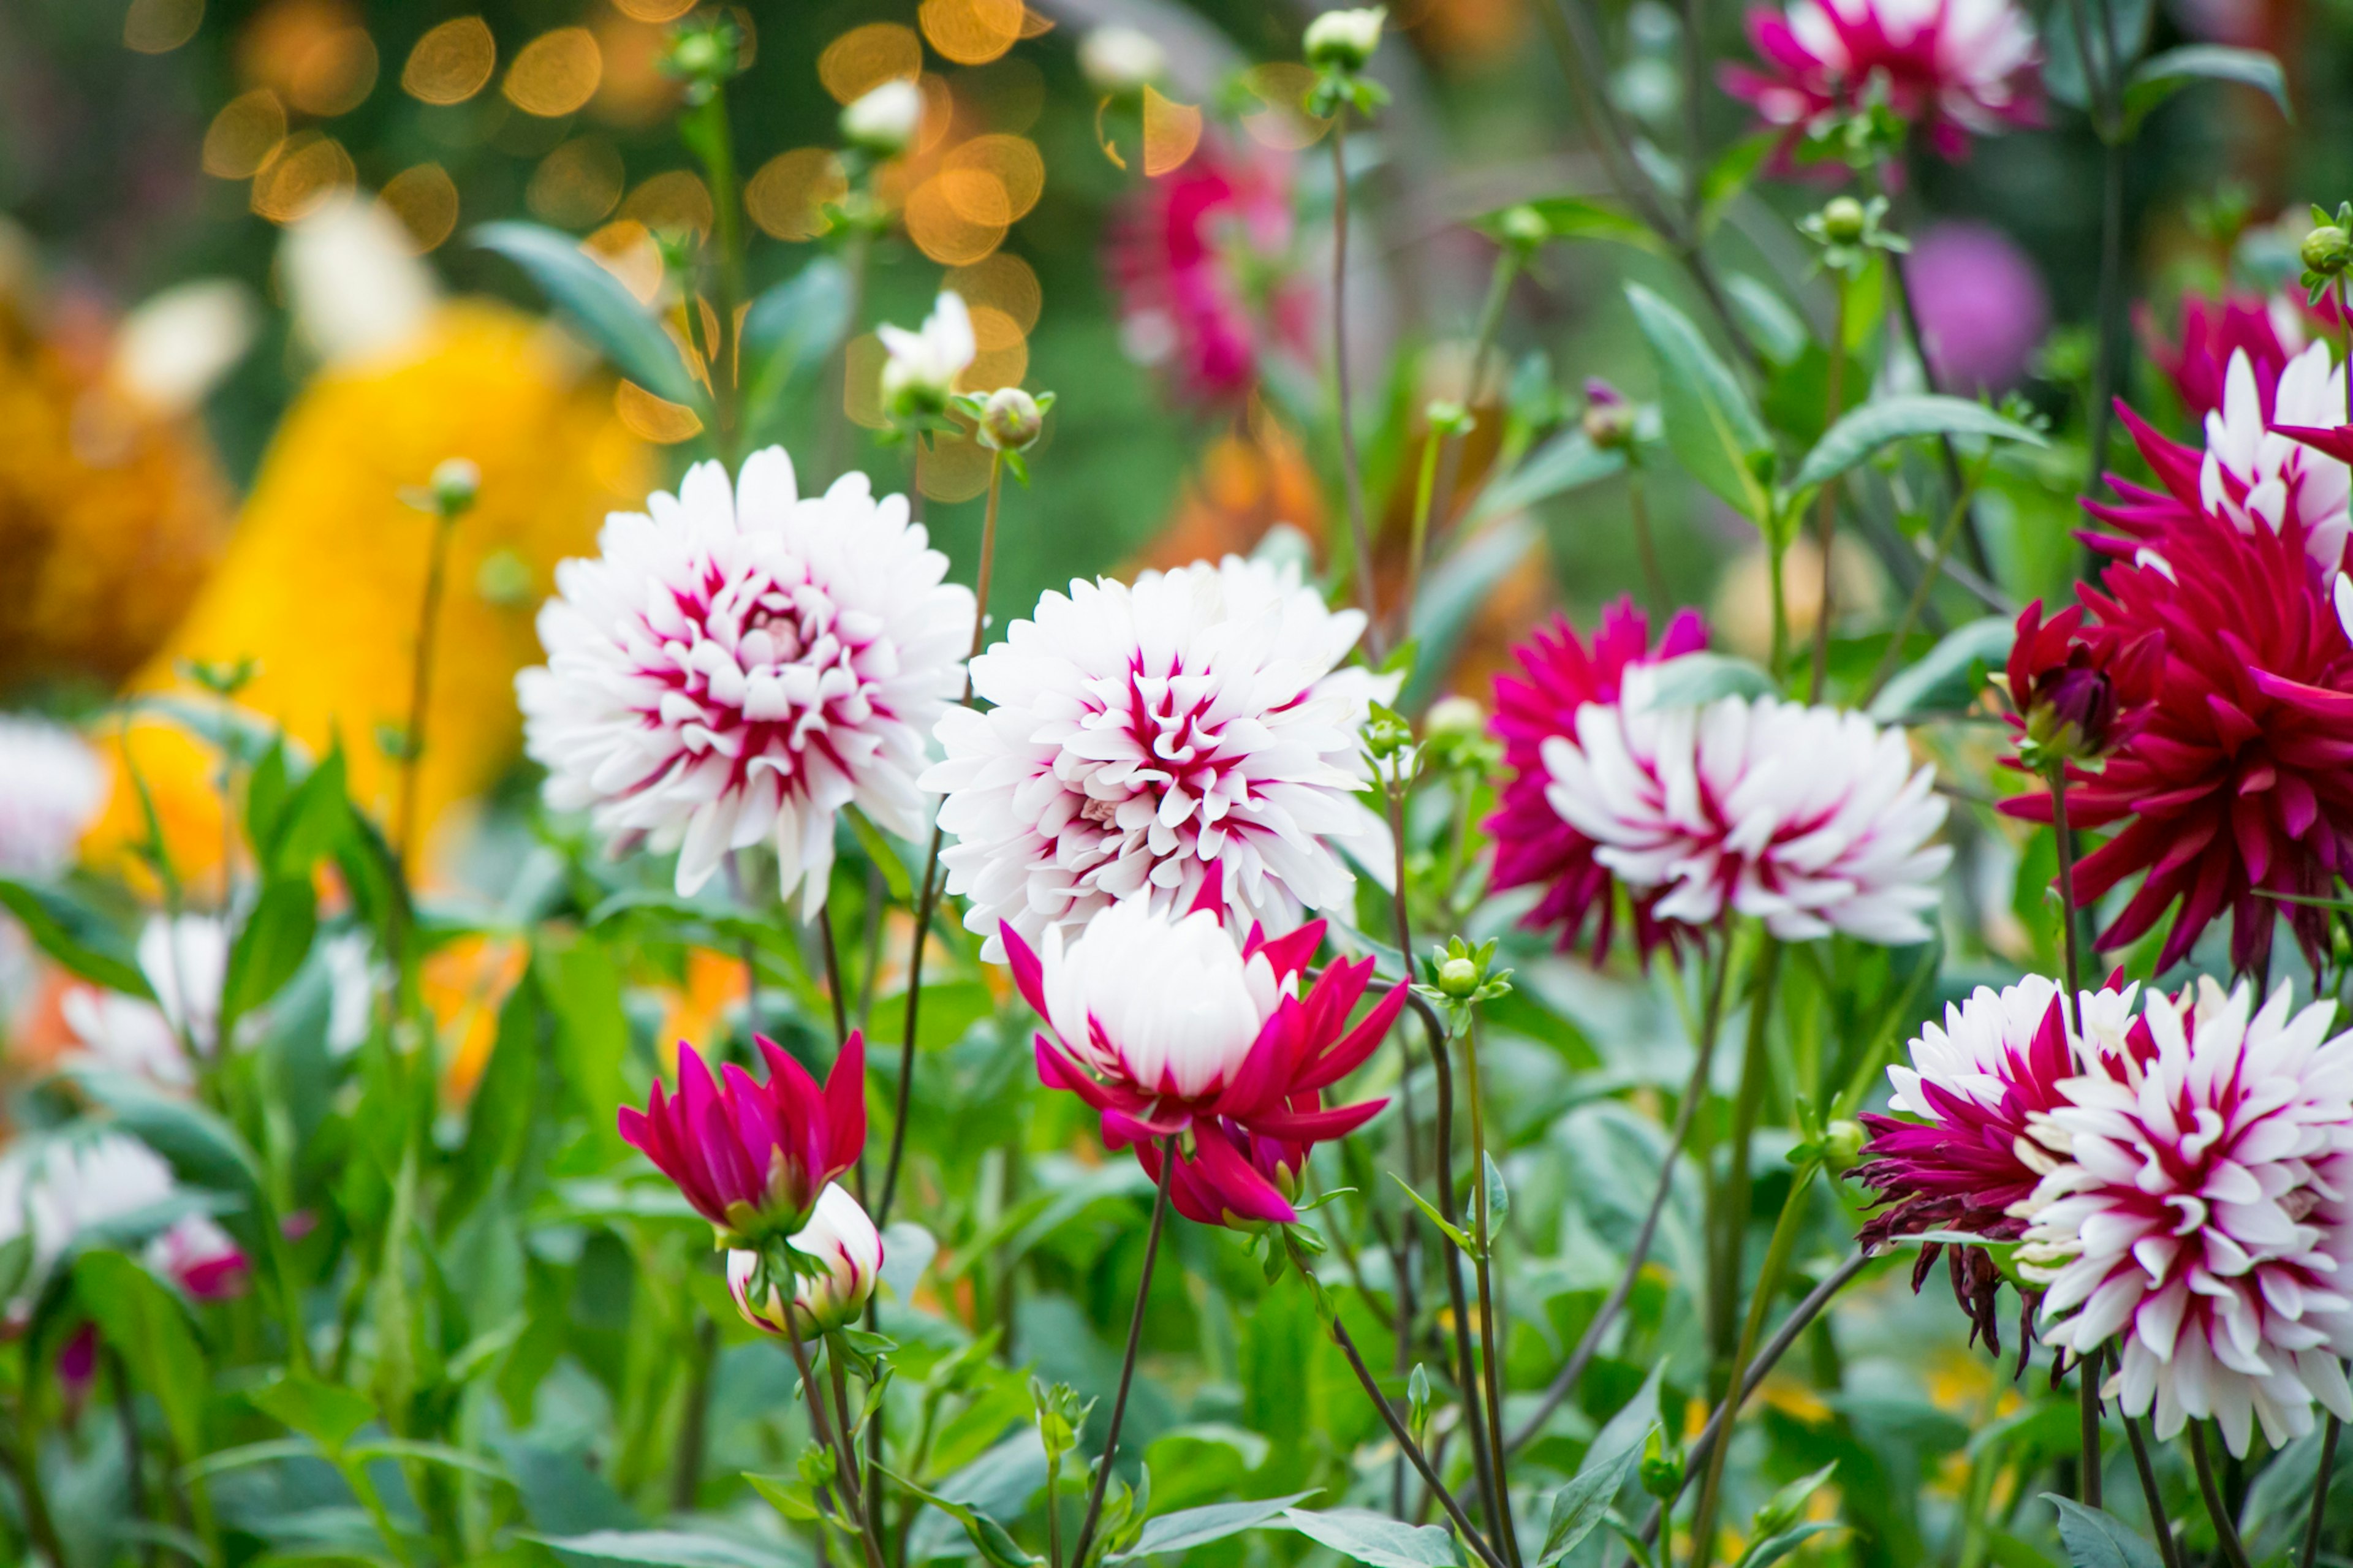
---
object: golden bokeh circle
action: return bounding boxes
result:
[818,22,923,104]
[124,0,205,54]
[584,221,664,305]
[958,306,1028,393]
[945,134,1043,222]
[251,132,357,223]
[916,430,996,501]
[381,163,460,252]
[619,170,714,237]
[843,333,887,429]
[904,177,1006,265]
[746,148,849,242]
[1142,85,1203,176]
[615,380,703,444]
[528,138,625,229]
[611,0,696,18]
[1238,63,1330,151]
[289,26,378,116]
[401,17,496,106]
[202,89,286,179]
[945,252,1040,333]
[918,0,1024,67]
[504,27,602,118]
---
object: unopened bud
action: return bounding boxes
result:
[1438,956,1480,999]
[430,457,480,517]
[2303,224,2352,276]
[1820,196,1867,246]
[1424,695,1485,738]
[1583,400,1638,450]
[1640,1426,1684,1498]
[1304,6,1385,70]
[980,386,1044,450]
[1822,1118,1865,1170]
[1497,203,1548,254]
[841,78,922,157]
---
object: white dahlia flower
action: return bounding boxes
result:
[0,717,104,878]
[922,555,1394,960]
[878,292,976,420]
[727,1181,884,1337]
[2021,977,2353,1456]
[1539,664,1950,944]
[0,1134,248,1308]
[2199,343,2351,571]
[518,449,974,915]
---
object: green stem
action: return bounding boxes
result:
[1708,935,1780,1377]
[2122,1403,2182,1568]
[393,510,458,877]
[1460,1018,1521,1567]
[1862,453,1991,706]
[1808,274,1851,703]
[1425,248,1521,545]
[785,1323,885,1568]
[2189,1424,2253,1568]
[1767,540,1789,684]
[684,86,748,461]
[2301,1415,2340,1568]
[1070,1142,1175,1568]
[1327,112,1381,652]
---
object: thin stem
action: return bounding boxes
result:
[2085,134,2126,501]
[2338,278,2352,423]
[1047,1452,1064,1568]
[1404,419,1445,640]
[1328,113,1382,649]
[1427,249,1521,543]
[672,1315,718,1512]
[1382,786,1422,1189]
[2052,776,2087,1018]
[2121,1402,2182,1568]
[1677,0,1708,226]
[1708,936,1781,1376]
[1767,542,1789,684]
[393,510,458,874]
[1379,784,1422,1516]
[2077,1347,2104,1510]
[786,1324,887,1568]
[1070,1140,1176,1568]
[1507,944,1731,1453]
[2302,1415,2340,1568]
[878,454,1003,1227]
[1808,274,1851,703]
[683,85,748,460]
[1862,455,1991,705]
[2189,1424,2253,1568]
[1325,1302,1511,1568]
[1460,1018,1521,1567]
[1627,470,1670,618]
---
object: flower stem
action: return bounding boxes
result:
[2121,1401,2182,1568]
[1628,469,1670,618]
[1808,273,1851,703]
[683,83,748,461]
[1507,942,1732,1453]
[1459,1018,1521,1567]
[2302,1415,2340,1568]
[2050,772,2087,1024]
[1425,248,1522,548]
[878,453,1004,1227]
[2189,1423,2253,1568]
[2076,1347,2104,1510]
[1403,417,1445,644]
[1708,935,1780,1379]
[786,1323,886,1568]
[1327,111,1381,650]
[1070,1139,1175,1568]
[822,228,873,485]
[1862,452,1991,706]
[393,506,460,877]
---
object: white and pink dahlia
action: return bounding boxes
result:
[519,449,974,914]
[1722,0,2040,161]
[1539,666,1950,944]
[2191,343,2351,571]
[0,1134,248,1310]
[2022,977,2353,1456]
[726,1181,884,1336]
[922,555,1393,960]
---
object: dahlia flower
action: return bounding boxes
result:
[878,292,976,420]
[520,449,972,913]
[0,1134,248,1309]
[0,718,105,877]
[618,1032,867,1246]
[1486,600,1708,961]
[727,1181,884,1337]
[2022,977,2353,1456]
[1720,0,2039,161]
[1539,668,1950,944]
[1999,599,2162,769]
[924,555,1393,962]
[2010,364,2353,974]
[2142,291,2301,425]
[1006,898,1402,1227]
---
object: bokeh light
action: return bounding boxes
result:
[905,177,1006,265]
[916,431,996,501]
[593,11,684,126]
[843,333,886,429]
[1142,86,1203,176]
[287,27,377,116]
[946,134,1043,222]
[202,89,286,179]
[504,27,602,118]
[818,22,922,104]
[123,0,204,55]
[249,132,355,223]
[945,252,1040,333]
[619,171,713,237]
[528,138,626,228]
[583,221,664,305]
[746,149,848,242]
[401,17,496,107]
[380,164,459,252]
[919,0,1026,66]
[613,380,702,443]
[960,305,1028,393]
[610,0,696,18]
[1238,64,1330,151]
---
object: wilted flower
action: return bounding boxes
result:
[1539,668,1951,944]
[2021,978,2353,1457]
[618,1032,868,1247]
[0,1134,248,1311]
[1721,0,2040,160]
[1999,599,2163,770]
[1304,6,1386,70]
[1006,897,1401,1227]
[878,292,976,421]
[727,1182,884,1337]
[841,78,922,157]
[519,449,972,912]
[925,555,1392,963]
[2140,291,2301,425]
[1487,600,1708,961]
[1906,221,2050,392]
[1078,25,1167,93]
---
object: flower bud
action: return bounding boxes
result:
[1304,6,1385,70]
[1821,1118,1865,1170]
[1424,695,1486,738]
[1078,26,1167,94]
[1497,203,1549,254]
[841,78,922,157]
[1438,956,1480,999]
[1582,381,1638,450]
[1821,196,1868,246]
[1640,1426,1684,1498]
[2303,224,2352,277]
[430,456,480,516]
[979,386,1044,451]
[727,1184,884,1338]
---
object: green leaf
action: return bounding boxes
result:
[1699,134,1776,227]
[1106,1491,1320,1562]
[1868,616,2012,722]
[74,1252,209,1461]
[741,258,853,436]
[66,1070,262,1197]
[844,805,917,904]
[1725,275,1808,368]
[1737,1522,1846,1568]
[0,1235,30,1303]
[1400,518,1542,711]
[1282,1509,1462,1568]
[0,879,150,996]
[1465,433,1626,527]
[1634,652,1776,711]
[1536,1439,1640,1568]
[222,876,317,1024]
[2043,0,2154,110]
[531,1532,799,1568]
[536,930,629,1124]
[744,1471,823,1521]
[1625,284,1774,526]
[1792,395,2045,493]
[346,1439,511,1481]
[2042,1497,2164,1568]
[261,747,354,879]
[1482,1153,1510,1227]
[876,1464,1038,1568]
[472,222,707,411]
[2123,45,2290,127]
[1510,195,1665,254]
[249,1371,377,1455]
[1387,1173,1479,1258]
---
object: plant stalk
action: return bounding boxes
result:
[1426,248,1521,546]
[1862,454,1991,706]
[785,1322,886,1568]
[2302,1415,2341,1568]
[1708,936,1781,1377]
[1808,276,1851,702]
[1460,1018,1521,1567]
[2189,1423,2253,1568]
[393,507,460,876]
[1069,1140,1176,1568]
[1324,1298,1511,1568]
[2121,1403,2182,1568]
[1328,111,1382,648]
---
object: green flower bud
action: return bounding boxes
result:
[1438,956,1480,999]
[430,456,481,517]
[1304,6,1385,70]
[1640,1426,1684,1498]
[2303,224,2352,277]
[1822,1118,1865,1170]
[980,386,1044,451]
[1820,196,1868,246]
[1497,203,1549,254]
[1424,695,1486,738]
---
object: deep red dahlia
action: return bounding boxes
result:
[2140,291,2294,425]
[1487,599,1706,961]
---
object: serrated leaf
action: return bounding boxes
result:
[1387,1173,1479,1258]
[1626,284,1774,525]
[1107,1491,1319,1562]
[2042,1497,2164,1568]
[0,879,150,996]
[1868,616,2012,722]
[2123,45,2289,128]
[1283,1509,1462,1568]
[1536,1441,1640,1567]
[472,222,706,411]
[1792,396,2045,492]
[1634,652,1777,711]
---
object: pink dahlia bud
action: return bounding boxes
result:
[1999,599,2162,770]
[620,1034,868,1247]
[2021,977,2353,1457]
[727,1183,884,1337]
[1005,896,1401,1229]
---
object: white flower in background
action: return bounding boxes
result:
[518,449,973,915]
[727,1182,884,1336]
[140,913,230,1057]
[877,292,976,420]
[323,931,379,1056]
[841,77,923,156]
[923,555,1393,961]
[0,717,105,878]
[2021,978,2353,1456]
[0,1134,248,1309]
[63,989,192,1091]
[2199,343,2352,570]
[281,199,438,368]
[109,279,258,416]
[1303,6,1385,69]
[1540,664,1949,944]
[1079,26,1168,93]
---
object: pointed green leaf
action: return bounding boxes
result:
[75,1252,209,1462]
[249,1371,376,1455]
[1536,1437,1640,1568]
[1625,284,1774,525]
[1107,1492,1320,1562]
[1387,1173,1479,1258]
[1792,395,2045,493]
[472,222,707,411]
[2042,1497,2164,1568]
[2123,45,2289,129]
[1868,616,2012,722]
[1282,1509,1462,1568]
[0,879,150,997]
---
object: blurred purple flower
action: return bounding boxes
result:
[1906,221,2048,392]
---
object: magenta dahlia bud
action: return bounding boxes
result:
[1005,896,1401,1229]
[619,1034,868,1247]
[2021,977,2353,1457]
[727,1183,884,1337]
[2000,599,2162,770]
